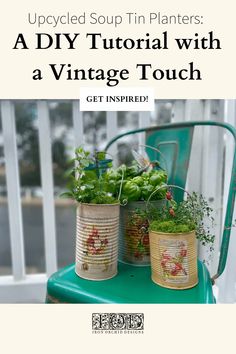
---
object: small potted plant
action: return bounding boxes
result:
[148,185,215,289]
[63,147,120,281]
[104,146,168,266]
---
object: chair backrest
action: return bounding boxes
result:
[105,121,236,281]
[146,126,193,201]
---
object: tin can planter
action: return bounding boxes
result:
[149,230,198,289]
[75,203,120,281]
[119,201,163,266]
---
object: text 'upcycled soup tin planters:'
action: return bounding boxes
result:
[75,203,120,280]
[119,200,163,266]
[149,230,198,289]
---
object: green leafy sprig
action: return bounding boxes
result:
[149,190,215,248]
[61,147,118,204]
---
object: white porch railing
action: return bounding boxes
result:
[0,99,236,303]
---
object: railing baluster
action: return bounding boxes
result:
[185,100,205,193]
[37,101,57,276]
[218,100,236,302]
[106,112,118,156]
[72,100,84,147]
[199,101,224,273]
[172,100,185,122]
[138,111,151,146]
[1,100,25,280]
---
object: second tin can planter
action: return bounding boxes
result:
[119,200,163,266]
[75,203,120,281]
[117,144,168,266]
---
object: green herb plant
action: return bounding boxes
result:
[61,147,118,204]
[106,161,168,204]
[62,147,169,205]
[149,189,215,249]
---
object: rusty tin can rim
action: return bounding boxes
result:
[149,229,196,237]
[77,202,120,207]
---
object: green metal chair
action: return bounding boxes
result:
[46,121,236,303]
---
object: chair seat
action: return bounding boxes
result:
[46,260,215,304]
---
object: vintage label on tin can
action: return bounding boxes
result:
[159,239,189,284]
